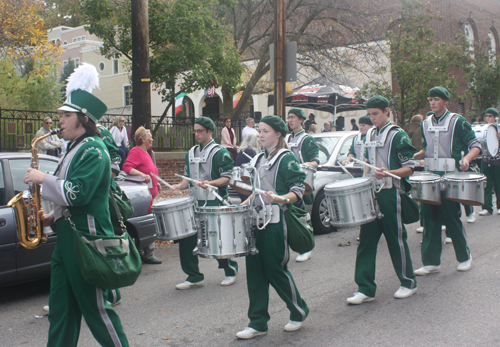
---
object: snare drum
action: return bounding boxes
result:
[472,124,499,157]
[194,205,257,259]
[300,164,316,195]
[409,172,443,205]
[152,196,197,241]
[443,172,487,206]
[324,177,379,228]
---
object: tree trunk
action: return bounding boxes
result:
[131,0,151,138]
[221,86,234,119]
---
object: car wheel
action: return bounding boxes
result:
[311,189,335,235]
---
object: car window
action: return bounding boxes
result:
[336,136,355,164]
[314,136,340,165]
[9,158,59,195]
[0,162,5,205]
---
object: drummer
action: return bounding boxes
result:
[342,114,373,165]
[346,95,418,304]
[478,108,500,216]
[286,107,319,262]
[171,117,239,289]
[236,115,309,339]
[413,86,480,276]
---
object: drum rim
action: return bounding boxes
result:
[195,204,251,213]
[443,172,485,180]
[409,174,442,182]
[152,196,195,207]
[324,177,372,189]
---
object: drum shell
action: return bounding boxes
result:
[194,205,257,259]
[324,178,378,228]
[152,196,197,241]
[409,173,443,205]
[472,124,499,158]
[443,172,487,206]
[300,164,316,195]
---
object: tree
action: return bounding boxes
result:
[42,0,86,29]
[0,0,62,77]
[59,58,76,97]
[361,0,468,124]
[217,0,379,118]
[0,59,63,111]
[463,42,500,119]
[81,0,244,133]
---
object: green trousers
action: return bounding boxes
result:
[421,192,471,266]
[47,227,129,347]
[355,187,416,298]
[481,161,500,213]
[179,233,238,283]
[245,216,309,332]
[107,289,121,305]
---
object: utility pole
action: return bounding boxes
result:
[274,0,286,119]
[131,0,151,137]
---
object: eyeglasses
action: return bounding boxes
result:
[119,120,125,122]
[45,122,52,124]
[194,129,207,134]
[486,115,494,118]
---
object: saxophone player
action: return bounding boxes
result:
[23,63,130,347]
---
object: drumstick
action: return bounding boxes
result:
[231,181,290,203]
[242,151,254,160]
[337,161,355,179]
[150,172,173,189]
[175,174,231,206]
[352,158,401,180]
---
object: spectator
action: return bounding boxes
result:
[241,117,259,140]
[235,133,259,201]
[308,123,317,134]
[403,114,423,151]
[34,117,63,156]
[221,116,239,161]
[322,122,332,132]
[304,113,317,132]
[351,118,359,131]
[336,115,345,131]
[110,116,129,169]
[123,126,162,265]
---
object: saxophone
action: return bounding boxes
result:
[7,129,62,249]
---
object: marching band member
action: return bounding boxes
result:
[171,117,238,289]
[343,114,373,165]
[478,108,500,216]
[24,63,129,346]
[413,87,480,275]
[286,108,319,262]
[347,95,418,304]
[236,115,309,339]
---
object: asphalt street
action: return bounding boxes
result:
[1,206,499,347]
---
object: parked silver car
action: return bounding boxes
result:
[306,131,364,234]
[0,153,156,287]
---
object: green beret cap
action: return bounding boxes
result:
[194,116,216,131]
[428,86,450,100]
[260,115,288,137]
[485,108,499,117]
[359,114,373,125]
[365,95,389,110]
[426,111,434,117]
[288,107,306,119]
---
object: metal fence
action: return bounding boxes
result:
[0,108,250,152]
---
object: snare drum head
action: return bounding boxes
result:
[325,177,371,191]
[409,173,441,182]
[153,196,193,207]
[444,172,485,180]
[486,125,499,156]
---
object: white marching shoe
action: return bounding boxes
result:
[444,237,452,244]
[284,320,304,332]
[414,265,441,276]
[43,305,49,313]
[347,292,375,304]
[175,280,204,290]
[479,209,491,216]
[457,256,472,271]
[296,251,312,262]
[236,327,267,339]
[394,286,417,299]
[220,276,236,286]
[416,226,424,233]
[467,214,476,223]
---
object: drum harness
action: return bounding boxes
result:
[247,149,291,230]
[423,112,457,173]
[188,143,230,207]
[285,132,308,164]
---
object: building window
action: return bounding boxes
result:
[72,35,86,43]
[124,85,132,106]
[63,41,68,45]
[98,62,105,72]
[63,61,68,67]
[74,58,80,68]
[488,31,497,62]
[458,103,465,115]
[113,59,119,74]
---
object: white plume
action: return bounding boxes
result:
[65,62,100,97]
